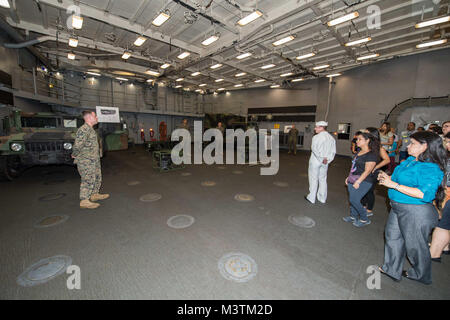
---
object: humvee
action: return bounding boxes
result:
[0,109,83,181]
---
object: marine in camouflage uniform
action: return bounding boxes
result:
[72,110,109,209]
[288,125,299,154]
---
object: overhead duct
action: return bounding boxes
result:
[3,36,53,48]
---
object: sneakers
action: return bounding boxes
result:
[343,216,355,222]
[90,193,110,201]
[353,219,371,227]
[80,199,100,209]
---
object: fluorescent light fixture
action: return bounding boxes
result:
[199,83,207,87]
[217,88,225,91]
[201,35,219,46]
[176,78,184,82]
[122,51,131,59]
[134,36,147,46]
[146,70,161,77]
[215,79,224,82]
[195,89,202,92]
[327,12,359,27]
[71,15,83,30]
[116,77,128,81]
[0,0,10,8]
[270,84,280,88]
[345,37,372,46]
[68,37,78,48]
[183,88,190,91]
[326,73,342,78]
[415,15,450,28]
[87,72,101,76]
[177,52,190,59]
[152,12,170,27]
[357,53,380,61]
[235,72,246,77]
[291,78,304,82]
[272,35,295,46]
[236,52,252,60]
[237,10,263,26]
[280,72,293,77]
[210,63,223,69]
[416,39,447,48]
[175,85,182,88]
[146,79,154,83]
[261,64,275,69]
[160,63,171,69]
[191,72,201,76]
[296,52,316,60]
[254,79,266,83]
[67,52,76,60]
[313,64,330,70]
[234,84,243,87]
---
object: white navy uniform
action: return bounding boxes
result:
[306,130,336,204]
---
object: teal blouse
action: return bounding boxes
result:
[389,156,444,204]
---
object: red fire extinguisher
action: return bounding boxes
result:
[140,128,145,142]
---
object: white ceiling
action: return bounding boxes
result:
[1,0,449,92]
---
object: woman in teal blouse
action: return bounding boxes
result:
[377,131,446,284]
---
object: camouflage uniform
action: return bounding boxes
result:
[288,127,299,154]
[72,123,101,200]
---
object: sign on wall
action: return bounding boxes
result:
[96,106,120,123]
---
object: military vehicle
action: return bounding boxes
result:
[0,109,82,181]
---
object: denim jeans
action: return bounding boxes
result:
[382,201,438,284]
[347,180,373,221]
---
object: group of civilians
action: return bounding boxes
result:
[346,120,449,284]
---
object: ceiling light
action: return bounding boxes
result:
[254,79,265,83]
[261,64,275,69]
[0,0,10,8]
[415,15,450,28]
[67,52,76,60]
[87,72,100,76]
[217,88,225,91]
[176,78,184,82]
[215,79,224,82]
[357,53,380,61]
[175,85,182,88]
[195,89,202,92]
[326,73,342,78]
[146,70,160,77]
[327,12,359,27]
[272,35,295,46]
[116,77,128,81]
[160,63,171,69]
[199,84,207,87]
[416,39,448,48]
[68,37,78,48]
[152,12,170,27]
[146,79,154,83]
[296,52,316,60]
[177,52,190,59]
[184,88,190,91]
[291,78,304,82]
[234,84,243,87]
[270,84,280,88]
[280,72,293,77]
[210,63,223,69]
[134,36,147,46]
[122,51,131,59]
[235,72,246,77]
[201,35,219,46]
[345,37,372,46]
[191,72,201,76]
[236,52,252,60]
[313,64,330,70]
[237,10,263,26]
[71,15,83,29]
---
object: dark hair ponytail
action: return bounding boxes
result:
[356,131,380,157]
[410,131,447,208]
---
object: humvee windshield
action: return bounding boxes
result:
[21,117,57,128]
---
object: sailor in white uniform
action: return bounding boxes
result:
[305,121,336,204]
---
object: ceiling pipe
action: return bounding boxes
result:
[3,36,53,48]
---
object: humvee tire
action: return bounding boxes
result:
[0,156,21,181]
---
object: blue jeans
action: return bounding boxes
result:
[348,181,373,221]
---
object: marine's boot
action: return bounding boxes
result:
[80,199,100,209]
[90,193,110,201]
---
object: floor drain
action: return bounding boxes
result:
[38,193,66,201]
[181,172,192,176]
[234,194,255,202]
[43,180,66,185]
[232,170,243,175]
[218,253,257,283]
[201,181,216,187]
[273,182,289,187]
[288,215,316,228]
[17,255,72,287]
[139,193,162,202]
[127,181,141,186]
[34,215,69,228]
[167,215,195,229]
